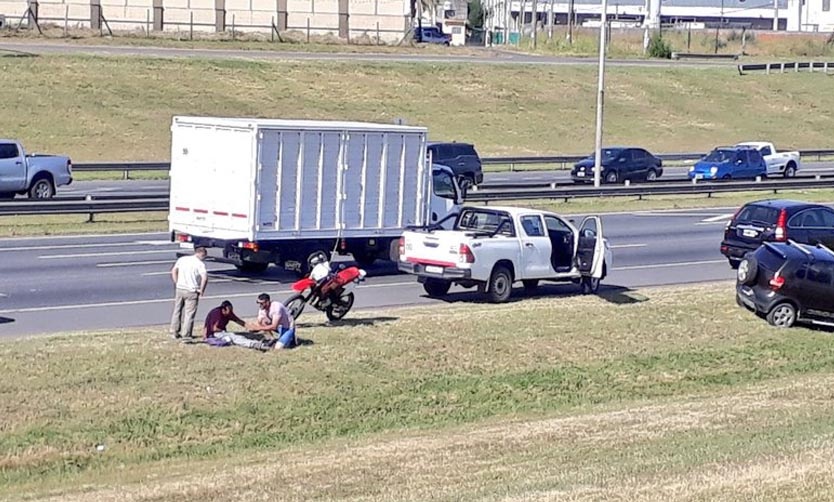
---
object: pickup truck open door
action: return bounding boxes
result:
[576,216,606,286]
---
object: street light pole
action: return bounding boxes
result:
[593,0,609,188]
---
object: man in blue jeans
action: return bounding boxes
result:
[249,293,296,350]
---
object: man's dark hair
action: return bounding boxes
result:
[220,300,233,309]
[257,293,270,302]
[195,246,207,256]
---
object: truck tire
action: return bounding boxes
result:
[28,176,55,199]
[486,265,513,303]
[352,251,377,268]
[784,162,796,178]
[423,278,451,297]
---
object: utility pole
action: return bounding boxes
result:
[532,0,538,48]
[548,0,554,40]
[772,0,778,30]
[567,0,575,43]
[593,0,608,188]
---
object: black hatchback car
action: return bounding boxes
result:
[736,241,834,328]
[721,199,834,269]
[426,142,483,191]
[570,147,663,184]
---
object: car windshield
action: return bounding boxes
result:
[457,209,512,234]
[703,149,736,163]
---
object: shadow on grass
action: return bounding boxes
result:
[0,49,39,58]
[296,316,399,329]
[431,282,650,306]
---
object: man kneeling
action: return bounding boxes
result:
[204,300,271,352]
[249,293,297,349]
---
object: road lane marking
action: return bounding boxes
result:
[39,250,175,259]
[613,259,726,271]
[0,241,176,252]
[97,260,175,268]
[610,243,647,249]
[0,281,417,314]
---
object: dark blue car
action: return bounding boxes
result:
[570,147,663,184]
[688,146,767,181]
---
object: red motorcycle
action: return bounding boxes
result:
[285,256,367,321]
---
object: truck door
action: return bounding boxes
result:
[518,214,553,278]
[576,216,606,278]
[429,168,460,229]
[0,142,25,192]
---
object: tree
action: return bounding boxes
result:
[468,0,485,30]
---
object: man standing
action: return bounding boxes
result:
[249,292,296,349]
[204,300,271,352]
[170,246,208,340]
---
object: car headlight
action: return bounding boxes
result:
[710,166,718,175]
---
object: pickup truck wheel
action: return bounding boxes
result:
[486,266,513,303]
[784,164,797,178]
[28,178,55,199]
[523,280,538,294]
[423,278,451,297]
[580,276,600,295]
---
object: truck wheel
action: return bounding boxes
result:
[352,251,377,268]
[28,177,55,199]
[486,265,513,303]
[580,276,600,295]
[784,163,796,178]
[236,262,269,274]
[423,278,451,297]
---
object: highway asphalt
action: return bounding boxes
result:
[0,41,739,68]
[0,207,740,338]
[58,162,834,199]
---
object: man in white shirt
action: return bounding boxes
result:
[169,246,208,340]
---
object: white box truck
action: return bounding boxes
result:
[167,116,463,275]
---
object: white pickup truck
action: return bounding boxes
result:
[0,139,73,199]
[735,142,800,177]
[397,205,613,303]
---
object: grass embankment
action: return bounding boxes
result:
[1,55,833,162]
[3,282,834,500]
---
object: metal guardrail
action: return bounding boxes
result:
[3,178,834,217]
[71,148,834,175]
[738,61,834,75]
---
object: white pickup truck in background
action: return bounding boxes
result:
[0,139,73,199]
[735,141,801,177]
[398,205,613,303]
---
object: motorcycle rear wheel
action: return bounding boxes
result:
[285,293,307,320]
[326,292,354,322]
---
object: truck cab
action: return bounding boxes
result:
[734,141,801,178]
[398,206,613,303]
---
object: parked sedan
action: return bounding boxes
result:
[570,147,663,184]
[688,146,767,181]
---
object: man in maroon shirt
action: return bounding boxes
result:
[203,300,270,351]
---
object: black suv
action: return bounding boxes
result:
[426,142,483,190]
[721,199,834,269]
[736,241,834,328]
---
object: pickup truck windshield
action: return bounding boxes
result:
[457,209,514,235]
[703,149,736,163]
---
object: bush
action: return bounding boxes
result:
[647,33,672,59]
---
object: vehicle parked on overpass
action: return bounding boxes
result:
[734,141,801,178]
[570,147,663,184]
[736,240,834,328]
[721,199,834,269]
[397,205,612,303]
[0,139,72,199]
[688,146,767,181]
[168,116,463,277]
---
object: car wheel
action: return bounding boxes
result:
[523,279,538,295]
[605,171,618,184]
[28,177,55,199]
[486,265,513,303]
[423,278,451,297]
[767,302,797,328]
[784,163,796,178]
[646,169,658,181]
[737,257,758,286]
[580,276,600,295]
[722,174,732,181]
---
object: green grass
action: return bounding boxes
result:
[4,282,834,500]
[2,54,834,164]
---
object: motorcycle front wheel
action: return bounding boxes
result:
[326,292,354,322]
[285,293,307,320]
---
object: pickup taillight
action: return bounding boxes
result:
[67,160,72,174]
[459,243,475,263]
[398,237,405,258]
